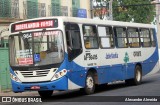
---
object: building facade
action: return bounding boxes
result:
[0,0,91,38]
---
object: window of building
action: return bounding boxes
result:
[150,29,156,47]
[23,1,27,18]
[48,5,51,16]
[26,0,38,19]
[11,0,19,18]
[72,0,80,17]
[0,38,8,48]
[61,6,68,16]
[127,28,140,47]
[98,26,114,48]
[114,27,128,48]
[38,3,46,17]
[83,25,99,49]
[51,0,61,16]
[140,29,151,47]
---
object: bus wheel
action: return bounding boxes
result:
[125,65,142,85]
[82,72,95,95]
[38,90,53,97]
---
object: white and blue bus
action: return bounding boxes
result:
[9,17,159,97]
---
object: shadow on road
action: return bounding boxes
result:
[42,79,154,102]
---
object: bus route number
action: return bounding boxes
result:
[133,51,141,57]
[23,33,32,39]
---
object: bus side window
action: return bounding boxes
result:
[140,29,151,47]
[82,25,98,49]
[150,29,156,47]
[98,26,114,48]
[127,28,140,48]
[114,27,128,48]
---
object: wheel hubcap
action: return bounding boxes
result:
[86,76,94,89]
[136,70,141,82]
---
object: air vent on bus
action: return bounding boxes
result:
[20,69,50,77]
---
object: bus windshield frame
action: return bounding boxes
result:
[9,30,64,67]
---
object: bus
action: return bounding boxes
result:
[9,17,159,97]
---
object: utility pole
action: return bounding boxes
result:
[152,0,160,48]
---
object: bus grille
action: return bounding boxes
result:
[20,69,50,77]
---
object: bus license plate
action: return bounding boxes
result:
[31,86,40,90]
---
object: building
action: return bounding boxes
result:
[0,0,91,37]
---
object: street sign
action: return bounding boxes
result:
[77,9,87,18]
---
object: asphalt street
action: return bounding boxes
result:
[1,71,160,105]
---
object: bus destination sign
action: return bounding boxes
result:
[11,19,58,32]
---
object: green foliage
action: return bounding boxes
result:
[112,0,155,23]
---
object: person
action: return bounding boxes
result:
[90,31,95,36]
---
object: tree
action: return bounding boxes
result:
[112,0,155,23]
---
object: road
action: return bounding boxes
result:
[1,71,160,105]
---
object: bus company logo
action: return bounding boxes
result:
[33,71,38,76]
[106,53,118,59]
[84,53,98,60]
[124,52,129,64]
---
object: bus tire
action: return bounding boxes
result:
[125,65,142,85]
[81,72,95,95]
[38,90,53,97]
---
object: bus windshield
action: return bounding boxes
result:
[9,30,64,66]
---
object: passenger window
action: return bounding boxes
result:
[98,26,114,48]
[114,27,128,48]
[83,25,98,49]
[140,29,151,47]
[150,29,156,47]
[128,28,140,47]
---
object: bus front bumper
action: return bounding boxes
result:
[11,76,68,92]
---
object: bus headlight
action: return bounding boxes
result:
[10,73,21,82]
[51,69,67,81]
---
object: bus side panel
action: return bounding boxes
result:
[126,64,135,80]
[67,61,86,88]
[142,47,159,76]
[98,65,125,84]
[97,67,111,84]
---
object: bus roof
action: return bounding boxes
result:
[61,17,154,28]
[10,16,154,29]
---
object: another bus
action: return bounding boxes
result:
[9,17,159,97]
